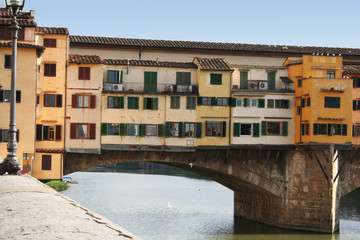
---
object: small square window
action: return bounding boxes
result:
[126,124,138,136]
[210,73,222,85]
[44,38,57,48]
[146,125,157,136]
[4,54,11,69]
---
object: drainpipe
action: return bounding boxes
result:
[229,70,234,146]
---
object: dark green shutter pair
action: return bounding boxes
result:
[233,123,260,137]
[240,72,248,89]
[170,96,180,109]
[186,97,196,109]
[101,123,126,136]
[268,72,276,90]
[144,72,157,92]
[128,97,139,109]
[164,122,202,138]
[176,72,191,85]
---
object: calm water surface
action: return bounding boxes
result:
[62,170,360,240]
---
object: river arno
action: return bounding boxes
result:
[62,169,360,240]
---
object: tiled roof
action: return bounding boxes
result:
[0,8,36,27]
[193,57,233,71]
[0,41,44,50]
[70,35,360,57]
[343,65,360,74]
[105,59,196,68]
[36,27,69,35]
[68,54,104,64]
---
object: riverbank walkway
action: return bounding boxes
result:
[0,174,142,240]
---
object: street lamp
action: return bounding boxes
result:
[0,0,25,175]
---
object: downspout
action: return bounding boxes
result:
[63,34,69,178]
[229,70,234,146]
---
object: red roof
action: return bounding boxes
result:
[36,27,69,35]
[69,54,104,64]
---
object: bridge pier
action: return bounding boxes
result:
[234,147,340,233]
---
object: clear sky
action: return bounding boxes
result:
[14,0,360,48]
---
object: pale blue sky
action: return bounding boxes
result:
[15,0,360,48]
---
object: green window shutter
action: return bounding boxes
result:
[268,72,276,90]
[179,122,184,138]
[186,97,196,109]
[267,99,274,108]
[222,122,227,137]
[210,73,222,85]
[158,124,164,137]
[165,122,170,138]
[128,97,139,109]
[342,124,347,136]
[258,99,265,108]
[107,96,110,108]
[119,70,123,84]
[196,122,202,138]
[253,123,260,137]
[153,98,158,110]
[143,97,147,109]
[101,123,108,135]
[119,97,124,108]
[170,96,175,109]
[171,96,179,109]
[243,98,249,107]
[139,124,146,137]
[313,123,319,135]
[261,121,267,135]
[282,121,288,136]
[233,123,240,137]
[240,72,248,89]
[230,98,237,107]
[197,96,203,106]
[120,123,126,136]
[144,72,157,92]
[176,72,191,85]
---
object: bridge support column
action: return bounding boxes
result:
[234,147,340,233]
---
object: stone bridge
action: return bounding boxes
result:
[63,145,360,233]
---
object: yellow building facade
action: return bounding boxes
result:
[286,55,352,145]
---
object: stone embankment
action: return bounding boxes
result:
[0,175,142,240]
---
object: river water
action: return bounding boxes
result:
[62,168,360,240]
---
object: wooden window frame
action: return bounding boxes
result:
[70,123,96,140]
[184,122,195,138]
[44,38,57,48]
[72,94,95,108]
[41,155,52,171]
[205,121,226,137]
[44,94,62,108]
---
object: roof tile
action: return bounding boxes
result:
[105,59,196,68]
[36,27,69,35]
[193,57,233,71]
[68,54,104,64]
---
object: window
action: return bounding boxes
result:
[42,155,51,171]
[108,123,120,135]
[72,94,95,108]
[144,71,157,92]
[186,97,196,110]
[301,124,309,135]
[4,54,11,69]
[325,97,340,108]
[44,64,56,77]
[236,98,242,107]
[79,67,90,80]
[314,123,347,136]
[353,77,360,88]
[0,129,19,142]
[107,70,122,84]
[217,97,228,106]
[327,71,335,78]
[44,94,62,107]
[202,97,212,106]
[240,124,252,136]
[298,79,302,87]
[146,125,157,136]
[143,97,158,110]
[0,26,24,40]
[251,99,257,108]
[240,71,248,89]
[210,73,222,85]
[205,121,226,137]
[319,124,327,135]
[36,125,61,141]
[274,99,289,109]
[107,96,124,109]
[126,124,138,136]
[128,97,139,109]
[169,122,180,137]
[44,38,57,48]
[185,123,195,137]
[176,72,191,85]
[170,96,180,109]
[261,121,288,136]
[306,97,310,107]
[0,90,10,102]
[70,123,96,139]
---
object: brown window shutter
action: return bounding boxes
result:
[56,94,62,108]
[0,90,3,102]
[89,123,96,139]
[70,123,77,139]
[72,95,78,108]
[78,67,82,79]
[85,67,90,80]
[36,124,43,141]
[16,130,19,142]
[42,155,51,170]
[90,95,96,108]
[16,90,21,103]
[0,129,2,142]
[55,125,61,141]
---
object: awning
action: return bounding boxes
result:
[280,77,293,84]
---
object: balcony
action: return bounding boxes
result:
[233,77,294,92]
[103,82,198,94]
